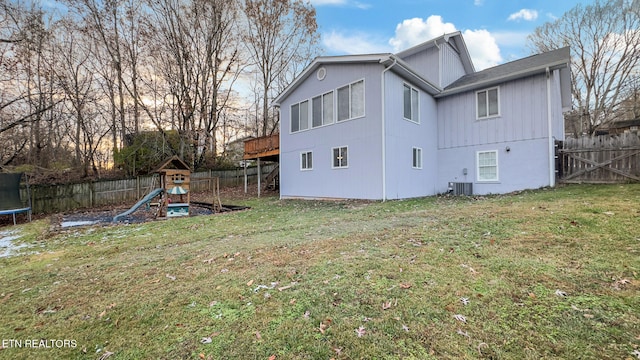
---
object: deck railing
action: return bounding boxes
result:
[244,133,279,159]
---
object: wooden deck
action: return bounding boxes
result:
[244,133,279,161]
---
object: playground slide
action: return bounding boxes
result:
[112,188,164,222]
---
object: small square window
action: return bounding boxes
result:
[476,87,500,119]
[301,151,313,170]
[332,146,348,168]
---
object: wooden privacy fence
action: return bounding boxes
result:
[20,164,276,214]
[557,133,640,183]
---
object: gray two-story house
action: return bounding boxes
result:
[274,32,571,200]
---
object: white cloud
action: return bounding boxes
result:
[388,15,502,70]
[474,0,484,5]
[507,9,539,22]
[388,16,457,52]
[322,30,391,55]
[462,29,503,70]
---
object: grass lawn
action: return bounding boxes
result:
[0,184,639,359]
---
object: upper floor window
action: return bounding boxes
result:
[312,91,334,128]
[476,87,500,119]
[337,80,364,121]
[291,100,309,133]
[403,84,419,123]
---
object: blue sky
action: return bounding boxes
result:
[310,0,586,70]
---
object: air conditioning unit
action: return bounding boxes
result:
[448,182,473,196]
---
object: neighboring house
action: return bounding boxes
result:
[273,32,572,200]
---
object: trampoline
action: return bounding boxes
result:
[0,173,32,225]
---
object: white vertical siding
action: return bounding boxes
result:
[436,73,563,195]
[398,47,440,87]
[437,74,549,149]
[440,43,467,88]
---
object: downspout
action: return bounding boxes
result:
[546,67,556,187]
[381,57,398,201]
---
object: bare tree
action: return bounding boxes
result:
[148,0,242,169]
[241,0,320,137]
[528,0,640,135]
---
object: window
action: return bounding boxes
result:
[477,150,498,181]
[403,84,419,123]
[301,151,313,170]
[337,80,364,121]
[332,146,348,168]
[476,87,500,119]
[412,147,422,169]
[312,91,334,128]
[290,100,309,133]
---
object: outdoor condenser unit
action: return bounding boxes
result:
[448,182,473,196]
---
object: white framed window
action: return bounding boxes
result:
[337,79,365,121]
[412,147,422,169]
[477,150,499,181]
[332,146,348,168]
[301,151,313,170]
[476,87,500,119]
[403,84,420,123]
[290,100,309,133]
[312,91,334,128]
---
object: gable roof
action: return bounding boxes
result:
[438,47,571,97]
[395,31,474,74]
[155,155,191,172]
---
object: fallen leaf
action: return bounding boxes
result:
[268,355,276,360]
[289,298,296,305]
[199,354,205,359]
[98,351,114,360]
[355,326,366,337]
[166,274,176,281]
[319,322,327,334]
[583,314,594,319]
[99,310,106,318]
[528,292,536,299]
[246,280,254,287]
[453,314,467,323]
[382,301,392,310]
[303,310,310,319]
[555,289,567,297]
[456,329,469,338]
[255,331,262,340]
[399,283,412,289]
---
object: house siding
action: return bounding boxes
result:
[280,62,384,199]
[440,43,467,88]
[399,47,440,87]
[436,72,565,194]
[383,72,439,199]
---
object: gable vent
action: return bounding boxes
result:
[448,182,473,196]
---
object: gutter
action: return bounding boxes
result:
[380,57,398,201]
